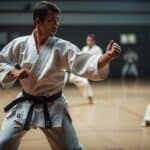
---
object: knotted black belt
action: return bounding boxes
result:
[4,91,62,130]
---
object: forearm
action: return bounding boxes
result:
[98,53,111,69]
[0,65,30,88]
[0,64,16,88]
[8,68,19,78]
[0,39,21,87]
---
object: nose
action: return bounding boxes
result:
[55,16,59,25]
[55,19,59,26]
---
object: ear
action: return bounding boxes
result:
[35,18,41,26]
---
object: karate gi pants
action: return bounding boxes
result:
[0,114,84,150]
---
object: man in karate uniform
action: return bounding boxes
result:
[0,1,121,150]
[65,34,103,104]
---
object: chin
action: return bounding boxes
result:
[50,32,56,37]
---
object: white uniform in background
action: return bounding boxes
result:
[65,44,103,99]
[0,33,109,150]
[144,103,150,122]
[64,72,93,99]
[82,44,103,55]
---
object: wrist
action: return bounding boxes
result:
[8,69,19,78]
[98,53,111,68]
[103,53,112,62]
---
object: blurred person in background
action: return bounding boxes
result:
[121,48,138,79]
[141,103,150,127]
[64,34,103,105]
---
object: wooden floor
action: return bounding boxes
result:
[0,80,150,150]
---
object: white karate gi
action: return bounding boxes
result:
[82,44,103,55]
[64,72,93,98]
[0,33,109,150]
[65,45,103,98]
[144,103,150,121]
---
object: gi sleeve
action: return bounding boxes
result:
[0,39,20,88]
[63,42,109,81]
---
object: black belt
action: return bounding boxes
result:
[4,91,62,130]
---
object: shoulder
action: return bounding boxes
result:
[82,46,88,51]
[1,35,30,51]
[53,37,75,46]
[94,45,103,53]
[51,37,80,52]
[9,35,30,48]
[94,45,102,50]
[13,35,30,44]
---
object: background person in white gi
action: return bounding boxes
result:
[82,34,103,55]
[65,34,103,104]
[0,1,121,150]
[141,103,150,127]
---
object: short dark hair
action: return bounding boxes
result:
[33,1,61,25]
[87,34,96,41]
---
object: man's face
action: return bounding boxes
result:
[39,11,60,37]
[86,36,95,47]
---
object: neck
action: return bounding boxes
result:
[33,28,49,50]
[89,45,94,49]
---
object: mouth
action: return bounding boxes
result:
[52,29,57,33]
[49,26,58,36]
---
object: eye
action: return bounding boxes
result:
[47,16,59,22]
[47,18,52,22]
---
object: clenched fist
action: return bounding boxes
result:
[106,40,121,61]
[98,40,121,68]
[9,69,30,80]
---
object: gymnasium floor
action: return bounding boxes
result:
[0,80,150,150]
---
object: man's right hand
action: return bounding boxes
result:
[8,69,30,80]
